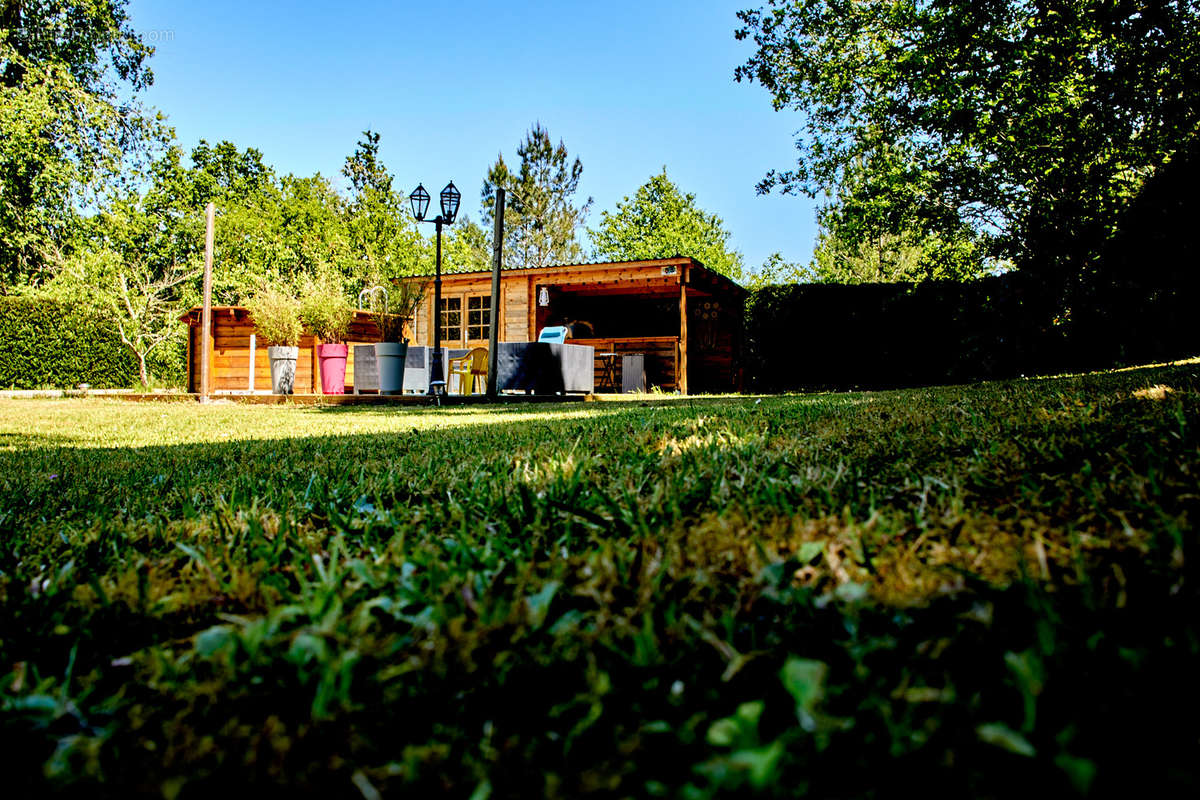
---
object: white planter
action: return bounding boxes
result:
[267,345,299,394]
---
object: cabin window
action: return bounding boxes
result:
[466,295,491,341]
[439,297,462,342]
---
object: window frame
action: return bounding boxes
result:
[433,292,498,347]
[465,295,492,343]
[439,296,462,344]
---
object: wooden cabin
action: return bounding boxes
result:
[405,257,745,393]
[179,307,382,394]
[181,257,745,395]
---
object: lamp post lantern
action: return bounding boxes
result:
[410,181,460,396]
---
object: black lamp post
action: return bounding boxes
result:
[410,181,460,395]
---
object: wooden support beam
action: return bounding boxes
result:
[186,324,194,393]
[527,277,536,341]
[311,339,320,394]
[200,202,214,401]
[679,279,689,395]
[550,284,681,298]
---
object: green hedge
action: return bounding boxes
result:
[744,139,1200,392]
[0,297,139,389]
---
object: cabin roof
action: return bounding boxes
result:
[407,256,747,296]
[181,258,745,325]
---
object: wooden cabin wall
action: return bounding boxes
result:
[505,278,529,341]
[412,273,537,349]
[686,294,742,393]
[211,321,314,393]
[188,314,381,393]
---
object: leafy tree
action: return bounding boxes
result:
[809,224,998,285]
[734,0,1200,274]
[98,250,194,387]
[342,130,426,285]
[40,203,195,387]
[77,138,355,316]
[808,229,931,285]
[274,173,352,280]
[148,139,354,303]
[590,169,744,281]
[0,0,163,287]
[1,0,153,91]
[156,140,290,303]
[811,144,993,283]
[481,123,591,270]
[189,139,275,204]
[442,214,492,274]
[746,252,807,289]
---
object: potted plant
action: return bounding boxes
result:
[245,285,302,394]
[372,279,426,395]
[300,273,355,395]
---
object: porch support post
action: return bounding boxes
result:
[679,269,688,395]
[486,188,505,399]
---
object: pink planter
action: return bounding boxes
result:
[316,343,348,394]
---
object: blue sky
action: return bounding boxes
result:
[129,0,819,274]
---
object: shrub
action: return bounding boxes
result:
[299,274,354,344]
[245,286,302,347]
[0,296,139,388]
[144,327,189,388]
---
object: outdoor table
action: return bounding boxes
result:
[597,352,620,392]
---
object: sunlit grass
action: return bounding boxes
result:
[0,361,1197,796]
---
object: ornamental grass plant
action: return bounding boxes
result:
[245,285,302,347]
[300,273,354,344]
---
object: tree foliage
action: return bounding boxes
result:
[735,0,1200,273]
[440,214,492,274]
[590,169,745,281]
[807,227,993,284]
[44,244,195,386]
[809,145,994,283]
[746,252,808,289]
[0,0,163,287]
[342,131,427,285]
[482,123,591,270]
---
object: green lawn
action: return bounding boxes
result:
[1,361,1198,797]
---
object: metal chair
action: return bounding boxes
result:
[447,347,488,394]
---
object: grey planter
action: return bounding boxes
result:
[374,342,408,395]
[267,345,299,394]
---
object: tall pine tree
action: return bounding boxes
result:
[481,123,591,270]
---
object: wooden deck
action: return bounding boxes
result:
[118,392,591,405]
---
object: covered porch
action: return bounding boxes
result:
[532,261,745,394]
